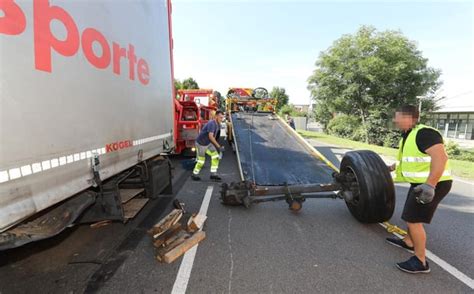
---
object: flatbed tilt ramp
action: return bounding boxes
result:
[221,111,396,224]
[231,112,335,186]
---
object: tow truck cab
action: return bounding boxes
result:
[174,89,218,155]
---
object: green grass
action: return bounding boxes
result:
[449,159,474,180]
[298,130,399,157]
[299,130,474,180]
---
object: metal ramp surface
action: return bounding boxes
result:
[231,112,334,186]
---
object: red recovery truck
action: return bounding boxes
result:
[174,89,218,155]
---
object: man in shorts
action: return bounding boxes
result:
[387,105,452,274]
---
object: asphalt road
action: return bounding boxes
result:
[0,138,472,293]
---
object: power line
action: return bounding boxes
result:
[440,90,473,102]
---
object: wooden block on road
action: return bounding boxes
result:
[153,223,182,248]
[186,214,207,233]
[156,230,190,259]
[162,231,206,264]
[149,209,183,238]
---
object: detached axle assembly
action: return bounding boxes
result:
[221,181,342,210]
[221,150,396,224]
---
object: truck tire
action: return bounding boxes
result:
[340,150,395,223]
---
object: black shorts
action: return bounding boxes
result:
[401,180,452,224]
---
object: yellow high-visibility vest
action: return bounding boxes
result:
[394,124,452,183]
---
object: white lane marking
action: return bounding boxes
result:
[227,209,234,294]
[171,185,214,294]
[379,223,474,289]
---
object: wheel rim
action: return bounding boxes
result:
[344,166,361,206]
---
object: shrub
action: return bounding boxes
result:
[456,151,474,162]
[445,141,461,157]
[444,142,474,161]
[350,127,367,142]
[366,112,392,146]
[383,131,400,148]
[279,104,308,117]
[443,141,474,161]
[327,115,361,139]
[279,105,293,116]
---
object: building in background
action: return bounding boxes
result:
[426,106,474,141]
[293,104,310,113]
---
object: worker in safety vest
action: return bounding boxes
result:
[387,105,452,274]
[192,110,225,181]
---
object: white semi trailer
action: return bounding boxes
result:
[0,0,175,249]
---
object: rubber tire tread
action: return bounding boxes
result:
[341,150,395,223]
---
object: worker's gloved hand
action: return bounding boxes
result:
[414,183,435,204]
[387,163,396,172]
[219,146,225,152]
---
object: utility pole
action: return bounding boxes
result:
[416,95,426,122]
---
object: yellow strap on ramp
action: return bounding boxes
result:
[276,115,339,172]
[381,221,407,236]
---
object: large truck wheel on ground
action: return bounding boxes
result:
[0,0,175,250]
[339,151,395,223]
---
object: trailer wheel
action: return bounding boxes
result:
[340,150,395,223]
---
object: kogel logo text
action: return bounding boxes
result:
[106,140,133,153]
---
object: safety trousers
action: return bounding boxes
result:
[193,143,220,175]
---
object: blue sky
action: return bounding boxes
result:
[172,0,473,107]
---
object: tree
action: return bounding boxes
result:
[308,26,442,144]
[174,77,199,90]
[213,90,225,110]
[174,79,182,91]
[270,87,289,111]
[279,104,308,117]
[182,77,199,90]
[313,102,334,131]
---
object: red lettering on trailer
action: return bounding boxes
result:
[105,140,133,153]
[1,0,151,85]
[137,58,150,85]
[127,44,137,81]
[112,42,127,75]
[33,0,80,72]
[0,0,26,35]
[81,28,111,69]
